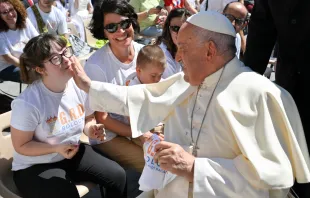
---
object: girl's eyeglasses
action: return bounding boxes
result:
[169,26,180,33]
[104,19,132,33]
[47,47,74,66]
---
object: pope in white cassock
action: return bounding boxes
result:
[72,11,310,198]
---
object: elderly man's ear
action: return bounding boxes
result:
[205,41,217,60]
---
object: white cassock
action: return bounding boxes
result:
[88,57,310,197]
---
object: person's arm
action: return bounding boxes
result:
[1,54,20,67]
[243,0,277,74]
[72,56,195,137]
[239,30,246,55]
[165,5,172,13]
[25,18,39,38]
[11,127,78,158]
[11,127,58,156]
[184,0,198,14]
[84,113,106,141]
[87,2,93,14]
[10,99,78,158]
[73,0,79,9]
[136,8,161,22]
[26,8,39,32]
[57,10,69,37]
[95,112,132,137]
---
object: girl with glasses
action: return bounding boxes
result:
[156,8,191,78]
[10,34,127,198]
[0,0,38,82]
[85,0,147,173]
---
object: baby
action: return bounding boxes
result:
[127,45,167,145]
[127,45,167,85]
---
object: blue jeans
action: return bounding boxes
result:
[140,25,163,37]
[0,65,21,83]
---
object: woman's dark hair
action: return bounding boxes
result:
[20,34,67,84]
[0,0,27,31]
[90,0,139,40]
[157,8,191,59]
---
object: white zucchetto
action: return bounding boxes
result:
[187,11,236,37]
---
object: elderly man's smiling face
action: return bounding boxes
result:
[176,23,207,86]
[176,22,223,86]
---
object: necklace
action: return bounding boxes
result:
[190,67,225,157]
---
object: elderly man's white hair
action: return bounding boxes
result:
[187,11,237,56]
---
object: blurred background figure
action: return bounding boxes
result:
[0,0,38,82]
[129,0,167,37]
[199,0,236,12]
[156,8,191,78]
[244,1,310,196]
[68,0,93,19]
[222,1,249,59]
[26,0,69,37]
[164,0,197,14]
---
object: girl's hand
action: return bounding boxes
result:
[88,124,106,141]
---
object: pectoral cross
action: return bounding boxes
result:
[190,143,198,157]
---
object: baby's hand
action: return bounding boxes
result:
[88,124,106,141]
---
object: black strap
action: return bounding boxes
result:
[205,0,209,11]
[31,5,47,34]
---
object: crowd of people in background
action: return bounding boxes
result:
[1,0,309,197]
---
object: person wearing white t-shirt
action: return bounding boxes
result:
[68,0,93,19]
[26,0,68,36]
[127,45,166,147]
[223,1,248,59]
[84,0,147,173]
[11,34,127,198]
[0,0,38,82]
[157,8,191,78]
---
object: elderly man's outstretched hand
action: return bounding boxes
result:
[71,56,91,93]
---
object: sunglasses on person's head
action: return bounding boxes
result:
[169,26,180,33]
[46,46,74,66]
[104,19,132,33]
[223,14,246,26]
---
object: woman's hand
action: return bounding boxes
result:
[148,7,161,15]
[55,144,79,159]
[159,9,168,16]
[88,124,106,141]
[155,15,167,26]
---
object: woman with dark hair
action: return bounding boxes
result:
[11,34,127,198]
[0,0,38,82]
[157,8,190,78]
[84,0,147,173]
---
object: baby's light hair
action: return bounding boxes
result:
[136,45,167,69]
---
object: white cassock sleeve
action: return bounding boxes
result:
[89,73,196,138]
[193,86,310,197]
